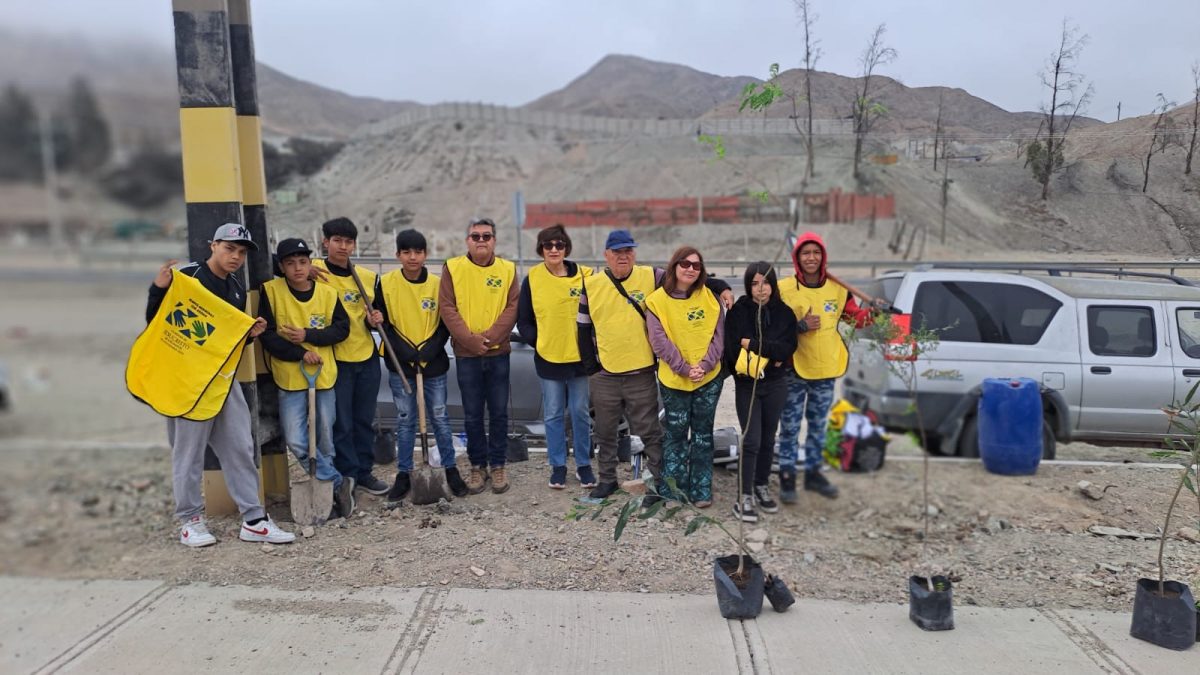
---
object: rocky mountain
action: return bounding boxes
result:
[0,27,416,143]
[525,54,758,119]
[704,68,1103,138]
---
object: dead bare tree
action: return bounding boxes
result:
[1186,61,1199,175]
[851,23,897,181]
[1142,94,1180,192]
[790,0,821,181]
[933,91,945,172]
[1028,19,1093,200]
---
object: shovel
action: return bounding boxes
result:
[409,367,451,505]
[289,362,333,526]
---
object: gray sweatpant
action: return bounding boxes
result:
[166,383,265,523]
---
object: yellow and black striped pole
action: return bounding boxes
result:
[173,0,261,515]
[227,0,287,498]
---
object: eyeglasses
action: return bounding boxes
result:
[542,240,567,251]
[469,233,494,242]
[676,259,703,271]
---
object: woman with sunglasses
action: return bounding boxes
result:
[517,225,597,490]
[644,246,725,507]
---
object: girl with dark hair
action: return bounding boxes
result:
[645,246,725,507]
[722,262,798,522]
[517,224,597,489]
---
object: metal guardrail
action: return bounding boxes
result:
[74,249,1200,282]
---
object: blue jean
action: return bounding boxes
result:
[777,375,837,472]
[455,354,510,468]
[278,388,342,487]
[332,357,381,482]
[389,371,456,471]
[541,376,592,469]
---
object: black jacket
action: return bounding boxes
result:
[722,295,798,381]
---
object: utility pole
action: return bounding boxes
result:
[1116,101,1122,121]
[940,154,951,244]
[37,107,64,251]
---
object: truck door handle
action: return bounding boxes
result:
[1184,369,1200,377]
[1090,366,1111,374]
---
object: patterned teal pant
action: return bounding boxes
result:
[659,377,723,503]
[777,375,836,472]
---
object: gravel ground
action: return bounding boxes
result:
[0,275,1197,612]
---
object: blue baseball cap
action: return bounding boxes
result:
[604,229,638,250]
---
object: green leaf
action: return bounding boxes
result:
[684,515,710,536]
[1186,379,1200,406]
[613,499,638,541]
[1185,473,1196,495]
[638,499,665,520]
[662,505,684,521]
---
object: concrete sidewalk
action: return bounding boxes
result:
[0,577,1192,674]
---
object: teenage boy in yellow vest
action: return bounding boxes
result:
[145,223,295,547]
[439,217,519,495]
[516,224,597,490]
[373,229,468,500]
[259,238,355,518]
[311,217,390,497]
[576,229,734,500]
[777,232,880,503]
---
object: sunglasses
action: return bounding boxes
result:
[676,259,703,271]
[542,240,567,251]
[468,232,494,242]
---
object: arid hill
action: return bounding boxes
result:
[525,54,758,120]
[0,28,416,143]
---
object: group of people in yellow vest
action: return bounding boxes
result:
[133,216,882,549]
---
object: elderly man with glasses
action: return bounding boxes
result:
[577,229,734,501]
[438,217,520,495]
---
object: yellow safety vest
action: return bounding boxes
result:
[379,269,441,365]
[528,262,592,363]
[312,259,377,362]
[778,277,849,379]
[585,265,656,374]
[445,255,516,341]
[262,278,340,390]
[644,286,721,391]
[126,269,254,421]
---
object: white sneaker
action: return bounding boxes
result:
[180,516,217,548]
[239,517,296,544]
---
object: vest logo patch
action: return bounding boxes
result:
[308,314,327,329]
[485,275,503,288]
[568,286,581,298]
[342,290,361,304]
[686,308,706,322]
[166,302,216,346]
[823,300,837,313]
[420,297,436,311]
[628,290,645,303]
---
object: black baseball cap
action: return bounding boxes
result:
[276,238,313,260]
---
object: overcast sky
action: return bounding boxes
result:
[2,0,1197,121]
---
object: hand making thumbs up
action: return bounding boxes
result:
[803,308,821,331]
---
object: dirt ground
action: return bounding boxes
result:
[0,275,1197,612]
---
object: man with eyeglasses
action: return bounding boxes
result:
[439,217,520,495]
[577,229,734,500]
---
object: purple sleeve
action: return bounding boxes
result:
[697,304,726,373]
[646,311,691,376]
[653,267,667,287]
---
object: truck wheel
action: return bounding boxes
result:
[958,415,1057,460]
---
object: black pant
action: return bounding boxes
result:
[734,376,787,495]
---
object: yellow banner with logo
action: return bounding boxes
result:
[126,269,254,420]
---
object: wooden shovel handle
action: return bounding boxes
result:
[347,261,412,395]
